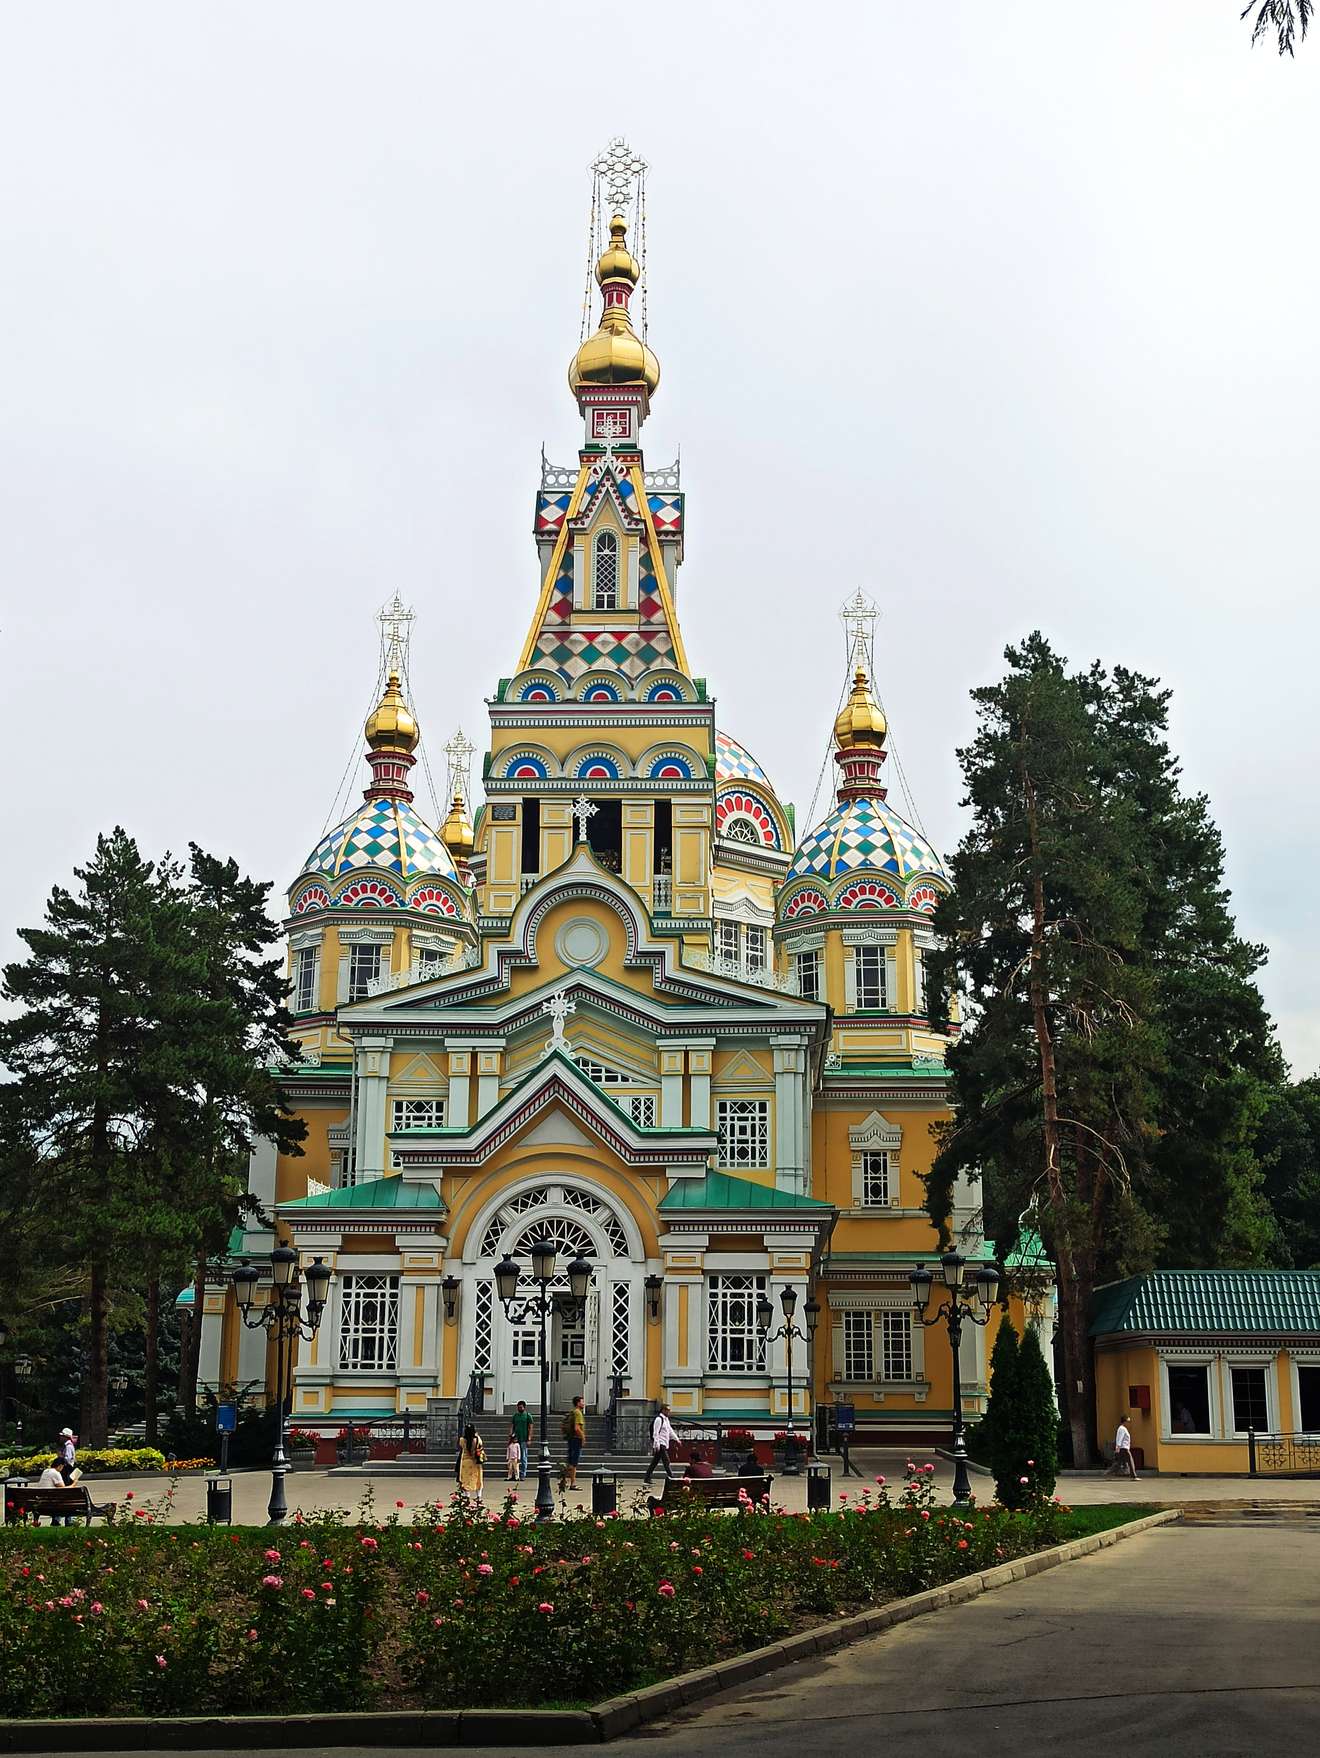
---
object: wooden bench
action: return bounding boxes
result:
[647,1473,773,1514]
[3,1485,118,1526]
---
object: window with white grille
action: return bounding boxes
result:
[348,944,382,1001]
[724,817,760,845]
[860,1150,892,1206]
[881,1311,913,1380]
[416,945,446,976]
[391,1098,446,1131]
[913,948,928,1015]
[715,919,741,964]
[707,1274,768,1373]
[593,531,618,609]
[511,1327,539,1368]
[796,950,821,1001]
[292,947,318,1013]
[853,945,888,1010]
[843,1311,874,1381]
[573,1055,629,1085]
[473,1279,493,1372]
[744,925,767,973]
[611,1280,630,1376]
[337,1275,399,1372]
[716,1099,769,1168]
[621,1094,657,1127]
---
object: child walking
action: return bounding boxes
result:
[505,1427,521,1482]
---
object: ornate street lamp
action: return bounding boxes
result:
[757,1285,820,1474]
[232,1251,334,1525]
[644,1274,664,1320]
[495,1239,593,1522]
[910,1254,1001,1503]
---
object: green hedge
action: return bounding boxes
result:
[0,1469,1082,1718]
[3,1447,168,1478]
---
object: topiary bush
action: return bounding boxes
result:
[985,1317,1059,1507]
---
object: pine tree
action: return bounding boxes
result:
[982,1316,1020,1486]
[1014,1325,1059,1501]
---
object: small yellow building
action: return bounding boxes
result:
[1092,1271,1320,1474]
[196,152,1047,1450]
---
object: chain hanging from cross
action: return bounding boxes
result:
[586,137,648,341]
[839,589,878,676]
[543,989,576,1057]
[572,795,598,843]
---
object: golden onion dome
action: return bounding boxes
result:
[440,791,475,858]
[834,668,888,750]
[364,670,419,753]
[568,214,661,396]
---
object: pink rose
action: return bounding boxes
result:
[360,1536,378,1551]
[658,1582,676,1598]
[155,1655,167,1669]
[301,1588,315,1600]
[90,1603,103,1615]
[477,1563,493,1577]
[264,1548,281,1562]
[537,1602,554,1614]
[261,1575,283,1589]
[416,1590,430,1604]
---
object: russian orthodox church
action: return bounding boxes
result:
[198,151,1024,1446]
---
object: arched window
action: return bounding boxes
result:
[593,530,619,610]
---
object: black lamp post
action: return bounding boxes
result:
[0,1321,26,1446]
[232,1248,334,1525]
[909,1253,1000,1503]
[756,1285,820,1475]
[495,1240,593,1522]
[644,1274,664,1320]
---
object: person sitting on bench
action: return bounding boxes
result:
[37,1465,75,1525]
[683,1447,714,1479]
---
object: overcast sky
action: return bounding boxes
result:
[2,3,1316,1072]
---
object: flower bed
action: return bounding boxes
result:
[0,1469,1079,1720]
[1,1447,168,1478]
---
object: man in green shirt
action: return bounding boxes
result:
[510,1400,533,1479]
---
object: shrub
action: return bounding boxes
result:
[985,1318,1058,1507]
[3,1447,167,1478]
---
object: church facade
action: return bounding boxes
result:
[197,171,1023,1445]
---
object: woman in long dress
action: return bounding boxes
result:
[458,1424,485,1501]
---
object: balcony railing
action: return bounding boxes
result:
[652,875,672,913]
[683,947,796,993]
[1247,1428,1320,1476]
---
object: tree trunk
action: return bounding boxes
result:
[143,1274,160,1447]
[1022,755,1094,1465]
[80,1258,110,1446]
[178,1249,206,1411]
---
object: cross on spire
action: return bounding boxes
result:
[591,136,647,216]
[840,589,878,675]
[543,989,576,1057]
[378,592,415,674]
[572,795,598,844]
[444,727,476,803]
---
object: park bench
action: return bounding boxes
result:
[647,1473,772,1514]
[3,1484,118,1526]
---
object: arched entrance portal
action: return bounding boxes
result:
[464,1180,643,1414]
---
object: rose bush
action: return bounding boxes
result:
[0,1468,1077,1718]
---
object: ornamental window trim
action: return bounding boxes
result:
[337,1274,400,1373]
[707,1273,768,1374]
[593,529,620,610]
[715,1098,770,1169]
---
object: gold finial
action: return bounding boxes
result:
[569,209,660,396]
[440,789,475,858]
[365,670,419,754]
[834,666,888,750]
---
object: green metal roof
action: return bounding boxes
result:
[1004,1228,1052,1271]
[1090,1271,1320,1337]
[659,1171,832,1212]
[281,1178,445,1213]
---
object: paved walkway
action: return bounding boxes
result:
[49,1520,1320,1757]
[79,1448,1320,1524]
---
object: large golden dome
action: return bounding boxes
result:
[365,670,419,753]
[834,668,888,750]
[568,215,660,396]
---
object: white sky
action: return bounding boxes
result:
[2,3,1316,1072]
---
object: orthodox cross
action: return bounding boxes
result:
[444,727,476,804]
[378,591,415,673]
[543,989,576,1056]
[840,589,878,675]
[592,136,647,215]
[572,795,598,843]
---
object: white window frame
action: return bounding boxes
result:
[620,1094,657,1127]
[707,1274,768,1374]
[744,924,767,974]
[337,1274,399,1373]
[593,529,619,610]
[852,944,889,1010]
[859,1149,892,1207]
[716,1098,770,1169]
[715,919,741,965]
[347,943,383,1002]
[842,1311,874,1381]
[390,1098,446,1131]
[1159,1355,1219,1440]
[795,949,821,1001]
[292,946,319,1014]
[880,1311,913,1381]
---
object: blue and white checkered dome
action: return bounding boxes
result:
[715,730,772,788]
[298,796,458,885]
[786,796,948,885]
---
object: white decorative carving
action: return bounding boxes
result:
[543,989,576,1056]
[572,796,598,843]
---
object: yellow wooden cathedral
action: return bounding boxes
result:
[198,147,1031,1449]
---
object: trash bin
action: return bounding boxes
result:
[806,1464,831,1510]
[205,1477,232,1525]
[591,1471,618,1517]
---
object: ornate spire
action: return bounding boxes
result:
[569,140,659,403]
[363,595,420,803]
[833,592,889,802]
[440,727,476,860]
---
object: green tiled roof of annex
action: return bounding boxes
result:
[1090,1270,1320,1337]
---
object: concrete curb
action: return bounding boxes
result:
[0,1510,1180,1751]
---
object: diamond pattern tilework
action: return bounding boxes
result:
[648,493,683,534]
[786,797,947,884]
[536,492,571,533]
[302,798,457,882]
[715,730,770,786]
[533,629,674,681]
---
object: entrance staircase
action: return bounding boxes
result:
[360,1406,655,1480]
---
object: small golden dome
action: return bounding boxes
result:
[568,214,660,396]
[834,668,888,750]
[440,791,475,858]
[365,670,419,753]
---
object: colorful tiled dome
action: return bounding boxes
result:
[300,796,457,883]
[715,730,770,787]
[787,796,947,884]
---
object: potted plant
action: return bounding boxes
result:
[724,1426,757,1471]
[774,1429,811,1467]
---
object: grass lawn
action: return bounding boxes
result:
[1057,1504,1157,1537]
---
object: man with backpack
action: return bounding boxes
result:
[644,1403,675,1486]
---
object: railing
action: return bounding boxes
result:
[683,947,797,993]
[365,945,479,995]
[651,876,672,914]
[1247,1428,1320,1476]
[334,1414,426,1463]
[605,1371,625,1450]
[519,874,538,895]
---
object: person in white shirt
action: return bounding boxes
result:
[1110,1416,1138,1479]
[37,1464,74,1525]
[643,1404,676,1485]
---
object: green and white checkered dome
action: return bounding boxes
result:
[299,795,457,884]
[786,795,947,885]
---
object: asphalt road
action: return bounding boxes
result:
[47,1518,1320,1758]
